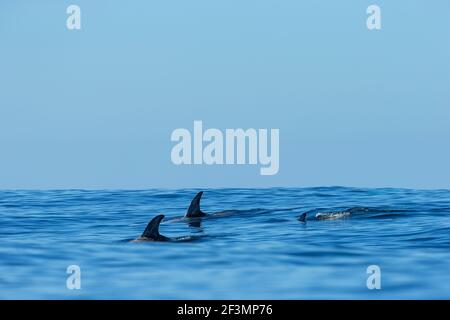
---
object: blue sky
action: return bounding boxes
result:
[0,1,449,189]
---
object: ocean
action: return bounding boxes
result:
[1,187,450,299]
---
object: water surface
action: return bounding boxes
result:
[1,187,450,299]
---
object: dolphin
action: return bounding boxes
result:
[158,191,268,228]
[180,191,267,223]
[297,206,407,222]
[132,215,200,242]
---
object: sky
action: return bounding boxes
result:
[0,1,449,189]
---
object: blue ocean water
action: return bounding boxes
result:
[1,187,450,299]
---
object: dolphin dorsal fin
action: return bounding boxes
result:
[141,215,165,239]
[185,191,206,218]
[298,212,307,222]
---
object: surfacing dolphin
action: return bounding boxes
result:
[132,215,198,242]
[163,190,260,228]
[181,191,252,224]
[297,207,407,222]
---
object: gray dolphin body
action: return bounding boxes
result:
[297,207,406,222]
[133,214,201,242]
[181,191,245,223]
[297,209,353,222]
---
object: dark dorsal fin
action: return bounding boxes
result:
[185,191,206,218]
[141,215,165,239]
[298,212,307,222]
